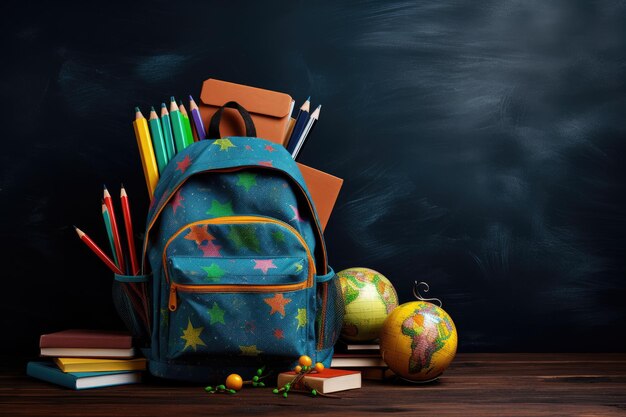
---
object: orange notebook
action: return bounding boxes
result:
[198,78,294,146]
[297,163,343,232]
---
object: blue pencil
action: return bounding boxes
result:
[285,97,310,154]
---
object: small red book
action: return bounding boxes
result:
[39,329,132,349]
[277,368,361,394]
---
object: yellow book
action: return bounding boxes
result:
[54,357,146,373]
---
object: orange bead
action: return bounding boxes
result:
[298,355,312,367]
[225,373,243,391]
[314,362,325,372]
[294,365,302,373]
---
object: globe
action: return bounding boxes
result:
[380,301,457,382]
[337,267,399,342]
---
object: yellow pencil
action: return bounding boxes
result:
[133,107,159,199]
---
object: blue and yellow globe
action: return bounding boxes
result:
[380,301,457,382]
[337,267,399,342]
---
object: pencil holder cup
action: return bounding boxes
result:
[113,274,151,346]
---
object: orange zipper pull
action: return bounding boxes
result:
[169,285,178,311]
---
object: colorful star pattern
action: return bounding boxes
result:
[201,263,225,281]
[254,259,277,274]
[239,345,262,356]
[264,293,292,317]
[273,329,285,339]
[289,205,303,222]
[184,224,214,245]
[208,302,225,325]
[265,145,276,152]
[181,319,206,351]
[171,191,184,214]
[259,161,273,167]
[176,154,192,173]
[206,199,234,217]
[296,308,307,329]
[236,172,257,191]
[294,263,303,273]
[228,226,260,252]
[199,241,222,257]
[272,231,285,243]
[213,138,236,151]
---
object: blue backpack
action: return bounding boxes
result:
[115,103,344,383]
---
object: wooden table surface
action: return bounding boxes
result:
[1,353,625,416]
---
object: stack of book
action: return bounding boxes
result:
[331,340,395,381]
[27,329,146,390]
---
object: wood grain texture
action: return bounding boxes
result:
[2,354,625,416]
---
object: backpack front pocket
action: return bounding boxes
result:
[162,216,316,361]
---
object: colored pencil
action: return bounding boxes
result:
[188,95,206,140]
[292,104,321,160]
[160,103,176,161]
[169,97,187,153]
[101,202,119,268]
[103,185,126,274]
[120,185,139,276]
[74,226,124,275]
[286,97,310,154]
[148,106,168,174]
[133,107,159,199]
[178,101,195,146]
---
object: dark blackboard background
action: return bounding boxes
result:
[2,1,625,356]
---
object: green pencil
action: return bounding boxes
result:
[169,96,187,153]
[178,101,195,146]
[160,103,176,161]
[102,202,120,268]
[148,106,168,174]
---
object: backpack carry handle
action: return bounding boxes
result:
[207,101,257,139]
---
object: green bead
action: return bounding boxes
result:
[228,389,236,394]
[258,382,265,387]
[253,375,259,382]
[283,392,288,398]
[204,386,213,392]
[217,384,225,390]
[285,383,291,388]
[311,389,317,396]
[257,369,263,376]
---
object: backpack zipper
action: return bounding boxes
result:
[164,215,315,311]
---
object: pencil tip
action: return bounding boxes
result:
[189,94,194,101]
[134,106,140,113]
[170,96,176,102]
[306,96,310,101]
[150,106,155,112]
[161,103,166,108]
[121,182,125,188]
[103,184,107,190]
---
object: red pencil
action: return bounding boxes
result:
[74,226,124,275]
[103,185,126,274]
[120,184,139,276]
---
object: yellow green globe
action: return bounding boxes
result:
[380,301,457,382]
[337,267,399,342]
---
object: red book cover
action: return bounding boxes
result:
[39,329,132,349]
[277,368,361,393]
